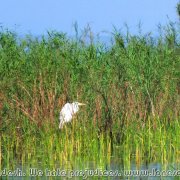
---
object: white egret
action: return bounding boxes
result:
[59,102,86,129]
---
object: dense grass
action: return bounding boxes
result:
[0,23,180,174]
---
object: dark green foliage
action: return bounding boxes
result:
[177,2,180,17]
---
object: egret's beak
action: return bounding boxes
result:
[78,103,86,106]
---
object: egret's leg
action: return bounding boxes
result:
[59,121,64,129]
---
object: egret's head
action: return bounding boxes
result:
[72,102,86,113]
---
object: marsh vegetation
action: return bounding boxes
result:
[0,23,179,178]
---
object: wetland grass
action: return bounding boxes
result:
[0,24,179,177]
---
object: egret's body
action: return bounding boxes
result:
[59,102,85,129]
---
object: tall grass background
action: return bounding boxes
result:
[0,22,179,172]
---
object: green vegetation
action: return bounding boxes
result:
[0,23,179,177]
[177,2,180,17]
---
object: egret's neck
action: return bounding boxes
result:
[72,103,79,113]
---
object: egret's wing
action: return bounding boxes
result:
[59,103,73,122]
[59,104,68,129]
